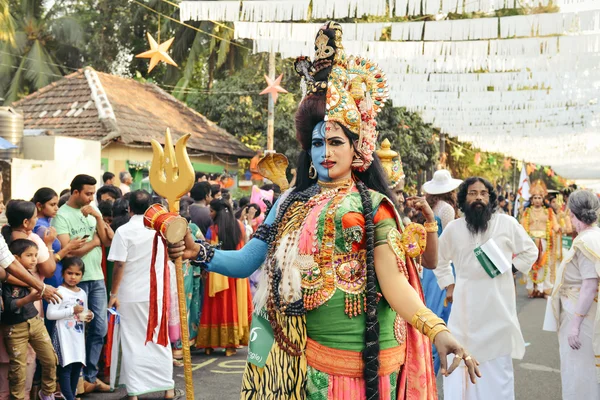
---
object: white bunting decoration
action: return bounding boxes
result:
[390,22,425,40]
[181,3,600,179]
[180,1,240,22]
[240,1,310,22]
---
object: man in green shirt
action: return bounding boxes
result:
[53,174,112,393]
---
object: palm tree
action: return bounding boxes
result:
[0,0,83,105]
[0,0,16,46]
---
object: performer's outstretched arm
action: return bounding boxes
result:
[168,202,278,277]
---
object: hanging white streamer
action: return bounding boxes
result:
[179,1,240,22]
[240,1,309,22]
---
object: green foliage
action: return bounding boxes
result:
[445,139,513,186]
[0,0,84,104]
[186,54,302,172]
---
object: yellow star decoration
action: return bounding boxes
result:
[259,74,288,104]
[451,145,465,160]
[135,32,178,73]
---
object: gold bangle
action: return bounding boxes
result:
[427,324,450,343]
[410,307,449,341]
[423,221,439,233]
[55,254,62,262]
[575,312,587,318]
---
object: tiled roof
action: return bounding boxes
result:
[13,67,254,158]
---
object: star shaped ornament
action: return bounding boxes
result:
[260,74,288,104]
[451,146,464,160]
[136,32,178,73]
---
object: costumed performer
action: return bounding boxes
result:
[520,180,559,298]
[168,21,480,399]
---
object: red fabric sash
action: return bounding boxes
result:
[147,232,171,346]
[380,197,437,400]
[398,256,437,400]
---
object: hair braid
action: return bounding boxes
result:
[356,180,380,399]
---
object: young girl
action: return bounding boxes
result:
[32,188,86,338]
[0,239,57,400]
[196,199,252,357]
[46,257,93,400]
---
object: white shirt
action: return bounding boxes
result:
[0,235,14,269]
[433,200,456,230]
[435,213,538,363]
[119,183,131,195]
[46,286,88,367]
[107,215,166,303]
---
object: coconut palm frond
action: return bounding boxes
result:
[4,56,26,105]
[23,40,61,89]
[49,16,84,47]
[0,0,16,46]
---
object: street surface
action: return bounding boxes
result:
[88,279,562,399]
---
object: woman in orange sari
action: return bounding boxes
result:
[196,199,252,356]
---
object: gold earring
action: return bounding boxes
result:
[308,162,317,179]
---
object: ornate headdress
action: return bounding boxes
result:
[294,21,389,172]
[529,180,548,197]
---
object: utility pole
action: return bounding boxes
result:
[267,51,275,151]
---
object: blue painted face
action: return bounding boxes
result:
[311,121,330,181]
[310,121,354,182]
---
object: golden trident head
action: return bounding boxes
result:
[149,128,195,212]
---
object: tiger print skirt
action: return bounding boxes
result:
[240,313,308,399]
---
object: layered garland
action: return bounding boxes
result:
[522,207,555,284]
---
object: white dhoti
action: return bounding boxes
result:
[443,354,514,400]
[526,238,554,295]
[118,301,174,396]
[559,296,600,399]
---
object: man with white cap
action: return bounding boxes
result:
[420,169,462,374]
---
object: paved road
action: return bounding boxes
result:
[88,279,562,399]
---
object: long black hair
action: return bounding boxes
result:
[457,176,498,213]
[210,199,241,251]
[32,187,58,207]
[294,92,394,398]
[2,200,36,244]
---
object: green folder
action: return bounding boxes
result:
[474,246,502,278]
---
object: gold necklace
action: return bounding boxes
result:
[317,177,353,189]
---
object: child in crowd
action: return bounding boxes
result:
[46,257,92,400]
[0,239,57,400]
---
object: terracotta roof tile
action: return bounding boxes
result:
[13,67,253,158]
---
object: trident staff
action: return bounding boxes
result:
[149,128,195,400]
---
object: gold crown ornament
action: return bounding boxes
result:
[294,21,389,172]
[530,180,548,197]
[257,152,290,191]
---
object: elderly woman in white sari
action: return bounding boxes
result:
[548,189,600,399]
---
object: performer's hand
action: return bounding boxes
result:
[407,196,435,222]
[445,284,455,304]
[568,322,582,350]
[168,231,200,261]
[435,330,481,384]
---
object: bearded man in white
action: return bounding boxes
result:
[435,177,538,400]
